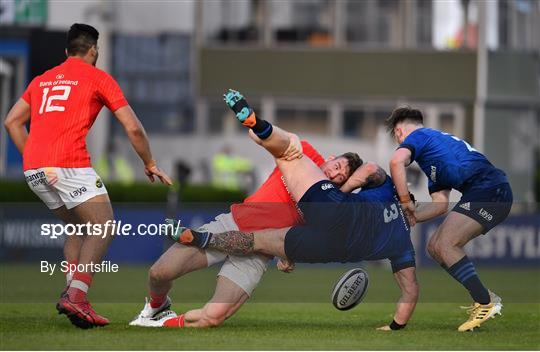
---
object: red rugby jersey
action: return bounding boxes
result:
[21,57,128,170]
[231,141,325,232]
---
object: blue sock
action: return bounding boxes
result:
[252,119,273,139]
[446,256,490,304]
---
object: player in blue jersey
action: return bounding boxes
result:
[385,107,513,332]
[167,90,419,331]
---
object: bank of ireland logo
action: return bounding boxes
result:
[56,74,64,80]
[96,178,103,188]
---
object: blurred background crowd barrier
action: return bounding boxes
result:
[1,0,539,267]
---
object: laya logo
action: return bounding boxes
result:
[478,208,493,222]
[69,186,87,198]
[321,183,334,190]
[430,166,437,182]
[56,74,64,80]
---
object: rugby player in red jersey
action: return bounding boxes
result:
[131,139,386,328]
[3,23,172,329]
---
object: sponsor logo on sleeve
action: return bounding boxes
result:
[321,183,334,191]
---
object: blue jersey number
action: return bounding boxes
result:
[441,132,477,152]
[383,204,399,223]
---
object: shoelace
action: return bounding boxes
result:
[461,303,491,321]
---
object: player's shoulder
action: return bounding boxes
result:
[88,65,116,82]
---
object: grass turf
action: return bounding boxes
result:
[1,264,539,350]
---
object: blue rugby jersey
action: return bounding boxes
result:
[346,176,414,269]
[399,128,508,194]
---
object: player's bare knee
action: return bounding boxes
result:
[435,234,461,254]
[427,237,438,258]
[148,263,171,284]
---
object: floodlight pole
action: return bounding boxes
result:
[473,0,488,152]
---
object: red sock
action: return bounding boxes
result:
[149,291,167,308]
[163,314,185,328]
[67,271,92,302]
[65,260,78,285]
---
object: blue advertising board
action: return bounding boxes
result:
[0,204,226,263]
[418,213,540,267]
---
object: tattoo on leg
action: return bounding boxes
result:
[208,231,255,256]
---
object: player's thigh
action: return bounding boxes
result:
[70,193,114,224]
[53,167,111,222]
[254,228,288,258]
[150,243,209,281]
[284,225,348,263]
[217,254,269,299]
[275,157,327,202]
[205,276,250,320]
[433,211,484,249]
[53,205,83,225]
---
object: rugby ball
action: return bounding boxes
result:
[331,268,369,311]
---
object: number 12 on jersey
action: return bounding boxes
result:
[39,85,72,114]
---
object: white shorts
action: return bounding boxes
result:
[197,212,269,296]
[24,167,108,210]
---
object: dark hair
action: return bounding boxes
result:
[338,152,363,177]
[385,106,424,137]
[67,23,99,56]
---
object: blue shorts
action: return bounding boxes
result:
[453,183,513,233]
[284,180,359,263]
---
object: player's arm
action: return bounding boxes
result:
[377,266,419,331]
[414,189,450,222]
[340,162,386,193]
[389,148,416,226]
[113,106,172,185]
[3,99,31,154]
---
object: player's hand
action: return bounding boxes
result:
[144,160,173,185]
[401,201,417,227]
[277,258,295,273]
[280,133,303,161]
[376,325,392,331]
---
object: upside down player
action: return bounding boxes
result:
[167,90,420,331]
[131,136,381,327]
[385,107,513,331]
[3,24,172,328]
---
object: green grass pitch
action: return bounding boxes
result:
[1,264,539,350]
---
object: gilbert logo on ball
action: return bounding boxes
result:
[331,268,369,311]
